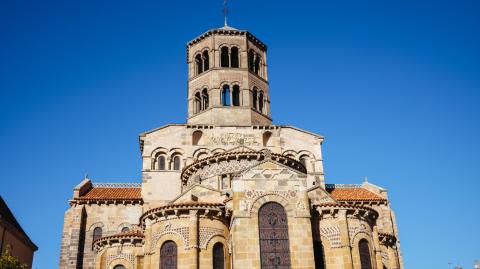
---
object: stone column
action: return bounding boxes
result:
[143,219,153,268]
[372,226,383,269]
[188,210,199,269]
[338,209,354,269]
[388,245,400,269]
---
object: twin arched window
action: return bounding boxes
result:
[155,154,181,170]
[160,241,177,269]
[248,49,262,75]
[113,265,125,269]
[220,46,239,68]
[194,88,209,114]
[252,88,265,113]
[195,50,209,75]
[221,84,240,107]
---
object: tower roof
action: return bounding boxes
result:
[187,26,267,50]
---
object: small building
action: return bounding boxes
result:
[0,196,38,268]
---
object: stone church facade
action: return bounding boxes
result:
[59,25,403,269]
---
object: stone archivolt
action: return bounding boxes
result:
[181,148,306,186]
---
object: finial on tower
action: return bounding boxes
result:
[223,0,229,26]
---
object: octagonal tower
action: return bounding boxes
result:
[186,25,271,126]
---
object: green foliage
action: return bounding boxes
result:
[0,250,26,269]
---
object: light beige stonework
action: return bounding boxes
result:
[59,25,404,269]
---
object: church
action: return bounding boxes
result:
[59,24,404,269]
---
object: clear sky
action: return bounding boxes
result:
[1,0,479,268]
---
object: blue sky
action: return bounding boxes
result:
[1,0,479,268]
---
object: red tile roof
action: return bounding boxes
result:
[79,187,141,200]
[327,187,386,201]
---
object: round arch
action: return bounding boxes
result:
[249,193,295,218]
[107,258,131,269]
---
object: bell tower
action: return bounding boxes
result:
[186,26,272,126]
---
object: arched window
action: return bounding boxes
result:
[160,241,177,269]
[299,155,308,172]
[252,88,258,110]
[258,91,264,113]
[192,130,203,146]
[248,49,255,72]
[203,50,209,71]
[113,265,125,269]
[202,89,209,110]
[359,239,373,269]
[258,202,291,268]
[220,47,229,67]
[93,227,102,242]
[173,155,181,170]
[195,92,202,113]
[221,85,230,106]
[313,241,326,269]
[158,155,166,170]
[232,85,240,106]
[121,227,129,233]
[254,54,261,75]
[262,131,272,147]
[230,47,239,68]
[213,242,225,269]
[195,54,203,75]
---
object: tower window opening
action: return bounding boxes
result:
[252,88,258,110]
[221,47,229,67]
[248,49,255,72]
[202,50,209,71]
[194,92,202,113]
[258,91,264,113]
[221,85,231,106]
[195,54,203,75]
[230,47,239,68]
[232,85,240,106]
[254,54,261,75]
[202,88,209,110]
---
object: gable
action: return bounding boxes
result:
[171,184,224,204]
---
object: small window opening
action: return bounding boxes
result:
[221,85,231,106]
[230,47,239,68]
[221,47,229,67]
[232,85,240,106]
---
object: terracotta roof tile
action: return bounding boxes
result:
[78,187,141,200]
[327,187,386,201]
